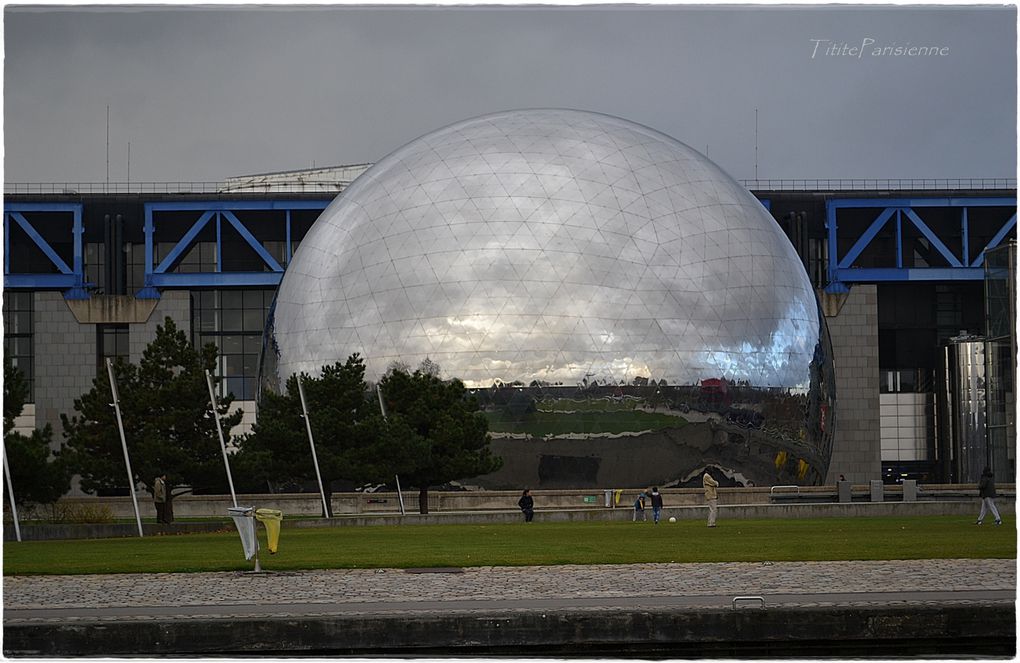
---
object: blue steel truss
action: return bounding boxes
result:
[825,197,1017,293]
[139,200,331,298]
[3,203,87,299]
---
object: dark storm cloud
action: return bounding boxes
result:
[4,6,1016,183]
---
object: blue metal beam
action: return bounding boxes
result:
[221,210,284,272]
[4,203,87,297]
[972,213,1018,268]
[902,208,963,268]
[824,196,1016,287]
[148,272,283,288]
[828,197,1014,209]
[139,200,329,296]
[833,267,986,282]
[5,274,80,288]
[8,212,73,274]
[837,207,895,269]
[153,211,215,274]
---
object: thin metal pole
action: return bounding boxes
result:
[253,512,262,573]
[297,376,330,518]
[395,474,406,516]
[3,446,22,542]
[376,384,388,419]
[206,370,237,508]
[106,358,144,537]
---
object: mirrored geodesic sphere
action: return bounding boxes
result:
[262,109,835,489]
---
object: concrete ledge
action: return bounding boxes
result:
[6,499,1011,541]
[4,604,1013,657]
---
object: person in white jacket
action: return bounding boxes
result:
[702,472,719,527]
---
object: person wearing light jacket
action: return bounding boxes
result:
[702,472,719,527]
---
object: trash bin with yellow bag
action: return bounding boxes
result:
[255,508,284,555]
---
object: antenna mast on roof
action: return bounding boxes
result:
[754,108,758,181]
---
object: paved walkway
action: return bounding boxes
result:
[5,559,1015,624]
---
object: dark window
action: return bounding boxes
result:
[84,242,106,294]
[191,289,272,400]
[3,292,34,403]
[97,324,130,372]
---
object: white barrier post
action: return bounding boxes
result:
[206,370,237,508]
[106,358,144,537]
[297,376,331,518]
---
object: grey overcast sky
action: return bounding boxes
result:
[3,5,1017,184]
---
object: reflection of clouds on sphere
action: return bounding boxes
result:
[265,109,826,393]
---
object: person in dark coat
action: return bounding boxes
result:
[518,489,535,522]
[649,487,664,524]
[976,467,1002,526]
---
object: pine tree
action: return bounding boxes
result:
[379,365,502,514]
[234,354,425,516]
[3,358,71,512]
[61,317,241,518]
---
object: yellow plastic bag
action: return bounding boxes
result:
[255,508,283,554]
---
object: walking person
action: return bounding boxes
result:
[649,486,664,524]
[153,473,168,525]
[518,488,535,523]
[702,471,719,527]
[976,467,1002,526]
[632,491,647,522]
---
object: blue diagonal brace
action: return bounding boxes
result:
[837,207,896,269]
[9,212,73,274]
[973,213,1017,268]
[221,210,284,272]
[903,208,963,268]
[154,211,215,274]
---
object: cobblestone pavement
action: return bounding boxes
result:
[4,558,1015,623]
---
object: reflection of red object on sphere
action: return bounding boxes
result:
[700,378,731,406]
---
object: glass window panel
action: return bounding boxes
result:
[225,354,246,375]
[221,309,243,330]
[242,309,264,332]
[243,356,258,375]
[221,291,243,309]
[243,290,263,309]
[243,335,262,355]
[225,377,244,399]
[221,335,243,354]
[196,307,217,332]
[242,377,255,400]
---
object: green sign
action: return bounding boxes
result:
[583,496,597,503]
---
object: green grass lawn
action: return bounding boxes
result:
[3,516,1014,576]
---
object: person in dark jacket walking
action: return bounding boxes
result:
[649,487,664,524]
[518,489,535,522]
[976,467,1002,525]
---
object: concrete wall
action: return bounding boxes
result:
[822,285,881,484]
[44,484,1010,520]
[32,292,97,435]
[129,291,189,363]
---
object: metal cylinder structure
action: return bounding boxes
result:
[937,337,988,483]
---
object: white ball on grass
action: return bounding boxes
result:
[668,517,677,523]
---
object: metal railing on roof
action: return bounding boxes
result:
[3,181,352,195]
[6,177,1017,196]
[740,178,1017,192]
